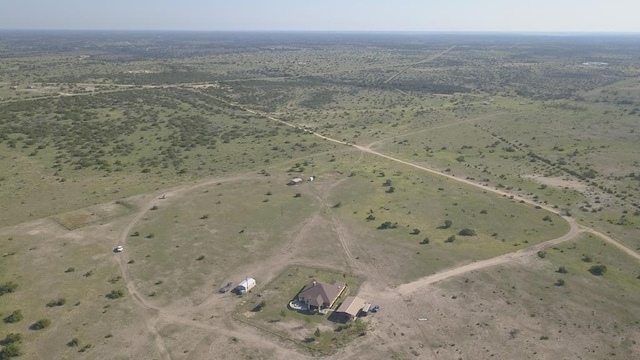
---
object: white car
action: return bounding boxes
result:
[114,245,124,253]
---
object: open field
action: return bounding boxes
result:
[1,31,639,359]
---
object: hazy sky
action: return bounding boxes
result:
[1,0,639,32]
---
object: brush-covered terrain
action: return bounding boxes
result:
[0,32,639,360]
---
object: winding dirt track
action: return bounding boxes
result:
[109,91,639,358]
[115,176,308,359]
[232,102,640,285]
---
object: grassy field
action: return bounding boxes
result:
[404,233,640,360]
[1,32,639,359]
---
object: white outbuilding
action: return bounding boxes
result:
[236,277,256,294]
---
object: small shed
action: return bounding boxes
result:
[236,277,256,294]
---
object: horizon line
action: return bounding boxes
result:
[1,29,640,35]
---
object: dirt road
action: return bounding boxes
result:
[214,94,640,269]
[396,220,583,295]
[383,46,456,84]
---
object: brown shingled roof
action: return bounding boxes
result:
[298,279,346,308]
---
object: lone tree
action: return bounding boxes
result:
[443,220,453,229]
[411,228,421,235]
[588,265,607,276]
[445,235,456,243]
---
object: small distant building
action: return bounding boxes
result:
[336,296,366,320]
[236,277,256,294]
[287,177,303,186]
[298,279,346,310]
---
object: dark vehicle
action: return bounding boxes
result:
[219,282,233,293]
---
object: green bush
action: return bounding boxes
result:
[0,282,18,296]
[458,228,476,236]
[445,235,456,243]
[0,333,22,346]
[0,343,22,359]
[588,265,607,276]
[3,310,23,324]
[67,338,79,347]
[377,221,398,230]
[30,318,51,330]
[46,298,67,307]
[105,289,125,299]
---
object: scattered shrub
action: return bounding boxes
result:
[0,343,22,358]
[377,221,398,230]
[0,282,18,296]
[64,267,75,273]
[458,228,476,236]
[46,298,66,307]
[445,235,456,243]
[3,310,22,324]
[588,265,607,276]
[30,318,51,330]
[105,290,124,299]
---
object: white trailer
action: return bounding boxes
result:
[236,277,256,294]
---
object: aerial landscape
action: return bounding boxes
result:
[1,2,640,360]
